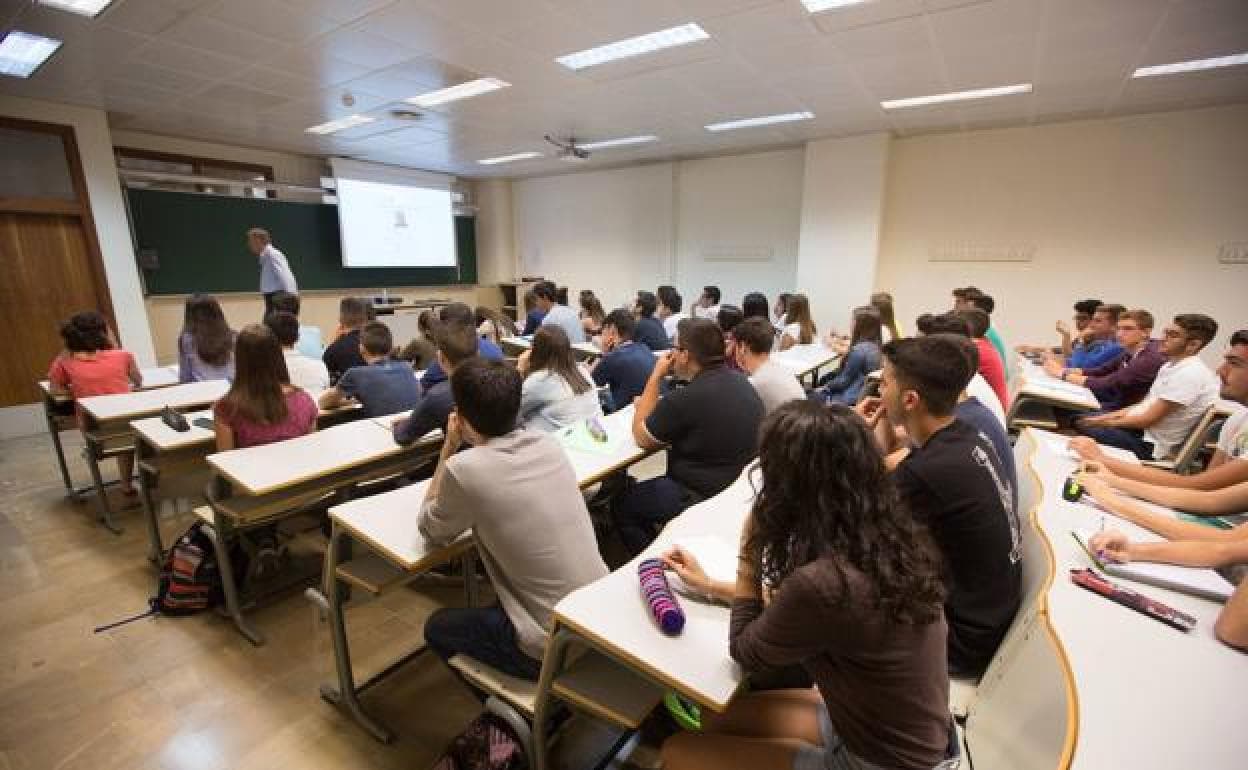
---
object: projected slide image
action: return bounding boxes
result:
[335,177,456,268]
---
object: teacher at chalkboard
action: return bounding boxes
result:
[248,227,297,318]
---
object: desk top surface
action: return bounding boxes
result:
[1014,359,1100,410]
[39,364,179,402]
[772,344,838,376]
[79,379,229,422]
[1026,431,1248,768]
[552,406,649,486]
[207,418,420,495]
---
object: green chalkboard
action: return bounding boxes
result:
[127,188,477,295]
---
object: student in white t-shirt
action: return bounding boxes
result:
[1076,314,1220,460]
[691,285,721,321]
[733,317,804,414]
[657,285,688,343]
[265,311,329,393]
[778,293,817,352]
[534,281,585,344]
[1071,328,1248,489]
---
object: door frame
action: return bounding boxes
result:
[0,115,116,326]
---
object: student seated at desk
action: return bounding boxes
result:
[393,323,479,445]
[213,324,318,450]
[1077,473,1248,652]
[616,318,764,556]
[579,290,606,339]
[953,287,1008,375]
[419,359,608,682]
[1071,328,1248,489]
[1042,303,1124,371]
[742,292,770,323]
[1017,298,1101,357]
[178,293,235,383]
[662,401,957,770]
[914,313,1006,428]
[633,290,672,351]
[734,318,804,414]
[955,307,1008,410]
[811,306,882,406]
[516,326,602,433]
[870,291,903,342]
[267,290,323,359]
[396,310,438,370]
[534,280,585,344]
[1075,314,1220,460]
[691,285,721,321]
[264,311,329,392]
[860,335,1021,678]
[1046,309,1163,412]
[658,285,688,344]
[419,303,503,392]
[772,293,791,330]
[320,322,420,418]
[590,309,656,413]
[475,306,517,347]
[322,297,371,385]
[777,293,816,352]
[717,305,745,372]
[48,311,143,495]
[520,289,545,336]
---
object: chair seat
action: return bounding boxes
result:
[449,655,538,716]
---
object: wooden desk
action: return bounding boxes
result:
[131,398,365,563]
[318,412,654,742]
[202,419,442,644]
[1007,359,1100,432]
[75,379,229,532]
[501,335,603,361]
[964,428,1248,769]
[771,344,838,385]
[38,364,179,499]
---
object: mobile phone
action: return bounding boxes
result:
[161,406,189,432]
[192,417,214,431]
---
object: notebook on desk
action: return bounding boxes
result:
[1072,529,1234,603]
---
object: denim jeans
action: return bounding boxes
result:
[424,604,542,699]
[1075,424,1155,460]
[610,476,699,557]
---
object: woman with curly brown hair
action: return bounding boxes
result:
[662,401,956,770]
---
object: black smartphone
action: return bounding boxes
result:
[191,417,214,431]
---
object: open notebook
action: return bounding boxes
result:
[662,534,737,602]
[1072,529,1234,603]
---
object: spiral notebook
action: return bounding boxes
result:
[1072,529,1233,603]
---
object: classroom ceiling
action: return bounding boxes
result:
[2,0,1247,178]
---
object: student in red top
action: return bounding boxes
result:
[48,311,142,494]
[213,324,317,451]
[957,307,1008,409]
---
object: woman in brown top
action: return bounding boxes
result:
[662,401,956,770]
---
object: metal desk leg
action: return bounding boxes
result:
[317,523,394,743]
[138,450,163,563]
[45,403,76,497]
[463,549,479,608]
[204,500,264,646]
[83,437,121,534]
[531,628,576,770]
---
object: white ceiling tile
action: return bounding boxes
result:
[193,82,294,110]
[676,0,785,20]
[260,47,373,86]
[104,59,211,94]
[235,67,325,99]
[809,0,925,35]
[314,25,423,70]
[98,0,197,35]
[163,14,289,61]
[1137,0,1248,68]
[132,38,252,79]
[295,0,395,24]
[203,0,343,44]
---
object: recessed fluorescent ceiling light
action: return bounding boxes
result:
[801,0,874,12]
[0,30,62,78]
[1132,51,1248,78]
[579,135,659,150]
[305,115,374,135]
[38,0,116,16]
[880,83,1032,110]
[406,77,511,107]
[478,152,542,165]
[705,111,814,132]
[556,23,708,70]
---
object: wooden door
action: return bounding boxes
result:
[0,117,114,408]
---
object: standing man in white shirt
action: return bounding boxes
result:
[534,280,585,344]
[248,227,297,319]
[1076,313,1220,460]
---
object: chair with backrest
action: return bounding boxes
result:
[1142,404,1220,474]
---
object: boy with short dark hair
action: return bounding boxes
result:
[393,323,480,445]
[323,297,371,384]
[265,311,329,392]
[419,359,607,682]
[633,290,671,351]
[319,321,419,417]
[591,308,656,412]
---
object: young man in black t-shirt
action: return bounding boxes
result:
[858,334,1021,677]
[322,296,372,385]
[612,317,763,556]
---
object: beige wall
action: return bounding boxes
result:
[876,104,1248,364]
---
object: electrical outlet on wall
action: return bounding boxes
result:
[1217,242,1248,264]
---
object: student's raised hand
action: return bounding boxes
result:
[1089,530,1133,564]
[1056,319,1071,338]
[854,396,885,428]
[516,349,532,375]
[653,350,675,378]
[662,546,712,597]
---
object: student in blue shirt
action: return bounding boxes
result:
[811,306,882,406]
[521,289,546,336]
[319,321,420,417]
[420,303,504,392]
[633,291,671,351]
[1061,303,1125,370]
[591,309,657,412]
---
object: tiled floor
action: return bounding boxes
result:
[0,430,664,769]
